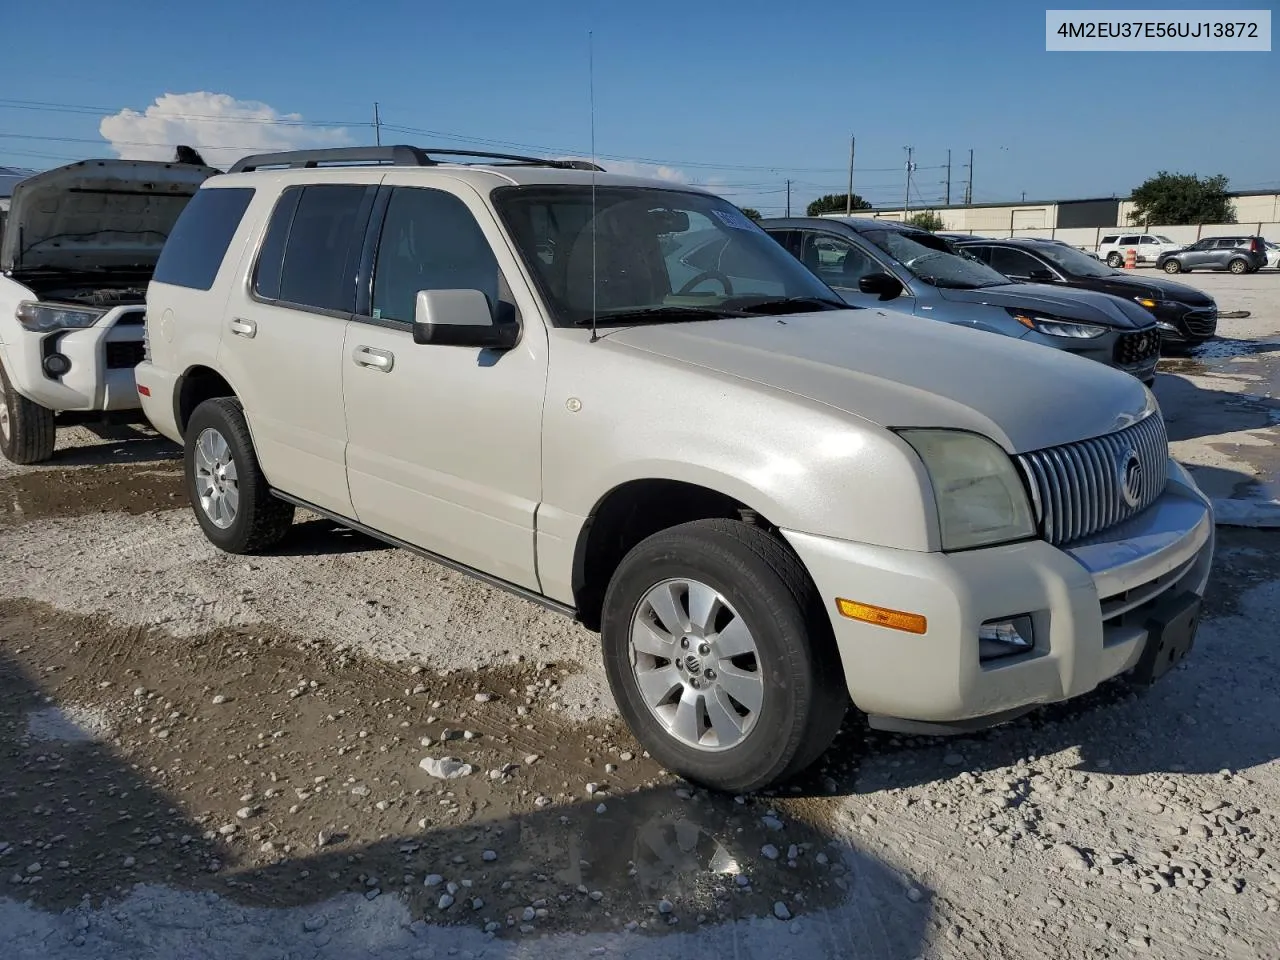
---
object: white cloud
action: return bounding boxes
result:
[557,156,687,183]
[99,92,353,169]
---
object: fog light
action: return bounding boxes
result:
[43,353,71,376]
[979,616,1034,661]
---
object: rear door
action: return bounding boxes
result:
[218,177,381,516]
[340,181,546,590]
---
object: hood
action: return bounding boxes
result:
[606,309,1152,454]
[1,159,217,273]
[1107,274,1215,305]
[934,282,1155,329]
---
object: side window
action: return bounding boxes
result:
[988,247,1044,278]
[1119,235,1140,245]
[1140,235,1159,245]
[1100,235,1118,245]
[153,187,254,291]
[1191,239,1214,250]
[763,229,796,254]
[963,245,994,264]
[253,184,372,313]
[371,187,501,323]
[800,233,878,286]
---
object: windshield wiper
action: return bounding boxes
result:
[573,305,750,327]
[728,295,850,315]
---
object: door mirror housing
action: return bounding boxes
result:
[858,271,904,301]
[412,289,519,350]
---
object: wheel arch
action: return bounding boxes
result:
[175,364,239,440]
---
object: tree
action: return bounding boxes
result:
[1128,172,1235,226]
[906,210,945,232]
[739,207,763,221]
[806,193,872,217]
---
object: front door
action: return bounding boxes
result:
[341,184,546,590]
[797,231,899,309]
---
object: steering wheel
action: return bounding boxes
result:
[676,270,734,296]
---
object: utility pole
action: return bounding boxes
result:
[785,179,792,218]
[944,149,951,206]
[373,102,382,146]
[903,146,914,217]
[1021,190,1027,202]
[846,135,856,216]
[964,148,974,206]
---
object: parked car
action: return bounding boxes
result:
[1157,236,1269,275]
[0,158,217,463]
[1266,240,1280,270]
[137,145,1213,793]
[957,237,1218,347]
[761,217,1161,384]
[1097,233,1184,268]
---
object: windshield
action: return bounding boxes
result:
[491,186,842,326]
[862,229,1010,288]
[1035,243,1118,278]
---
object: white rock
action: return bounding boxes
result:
[906,887,923,903]
[524,754,540,765]
[236,806,258,820]
[586,783,600,796]
[761,816,784,831]
[423,874,444,887]
[420,756,474,779]
[211,695,227,705]
[474,693,493,703]
[522,906,536,922]
[1055,843,1091,871]
[482,850,498,862]
[761,844,780,860]
[437,893,455,910]
[773,901,792,921]
[658,899,674,914]
[596,803,608,814]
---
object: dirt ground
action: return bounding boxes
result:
[2,271,1279,959]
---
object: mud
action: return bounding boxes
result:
[0,464,184,524]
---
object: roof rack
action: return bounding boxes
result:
[227,145,604,174]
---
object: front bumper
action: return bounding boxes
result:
[784,459,1213,730]
[0,306,145,412]
[1152,302,1218,343]
[1020,327,1159,383]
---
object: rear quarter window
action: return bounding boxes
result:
[152,187,255,291]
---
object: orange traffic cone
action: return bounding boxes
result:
[1124,248,1137,270]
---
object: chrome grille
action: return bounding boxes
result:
[1018,413,1168,545]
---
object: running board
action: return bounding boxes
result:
[269,490,579,621]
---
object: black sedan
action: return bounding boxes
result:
[956,237,1217,347]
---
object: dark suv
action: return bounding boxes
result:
[1157,236,1268,275]
[760,217,1162,384]
[957,237,1218,347]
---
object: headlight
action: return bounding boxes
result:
[15,301,105,332]
[1005,307,1106,339]
[899,429,1036,551]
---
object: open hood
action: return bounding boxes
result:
[1,159,217,273]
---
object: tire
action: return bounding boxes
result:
[1106,252,1123,268]
[1228,258,1249,275]
[1162,259,1181,274]
[184,397,294,553]
[601,518,847,793]
[0,361,56,465]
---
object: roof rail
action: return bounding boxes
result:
[227,145,604,174]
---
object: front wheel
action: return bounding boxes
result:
[1106,252,1124,268]
[1162,259,1181,274]
[601,519,847,793]
[0,362,56,464]
[184,397,294,553]
[1228,258,1249,275]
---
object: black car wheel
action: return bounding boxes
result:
[1162,259,1181,274]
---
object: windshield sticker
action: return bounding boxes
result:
[712,209,758,232]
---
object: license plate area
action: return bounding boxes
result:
[1132,591,1201,685]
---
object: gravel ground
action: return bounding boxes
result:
[1,272,1279,958]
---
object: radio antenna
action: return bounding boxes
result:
[588,29,599,343]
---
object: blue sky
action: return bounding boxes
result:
[1,0,1276,214]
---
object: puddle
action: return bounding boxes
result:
[0,464,184,523]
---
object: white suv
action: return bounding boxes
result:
[1096,232,1184,268]
[0,159,215,463]
[136,146,1215,792]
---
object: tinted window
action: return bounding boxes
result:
[1140,235,1159,244]
[1100,235,1118,244]
[800,233,879,286]
[153,187,254,291]
[988,247,1046,278]
[258,184,372,313]
[1119,235,1140,245]
[370,188,501,323]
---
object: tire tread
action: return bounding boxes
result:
[0,362,56,465]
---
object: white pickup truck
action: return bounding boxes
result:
[0,158,215,463]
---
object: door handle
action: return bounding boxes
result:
[229,317,257,338]
[353,345,395,372]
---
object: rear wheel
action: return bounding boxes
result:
[184,397,294,553]
[1106,252,1124,268]
[1228,258,1249,275]
[601,519,847,793]
[1162,259,1181,274]
[0,362,56,465]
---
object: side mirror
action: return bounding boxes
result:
[858,272,904,301]
[412,289,519,350]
